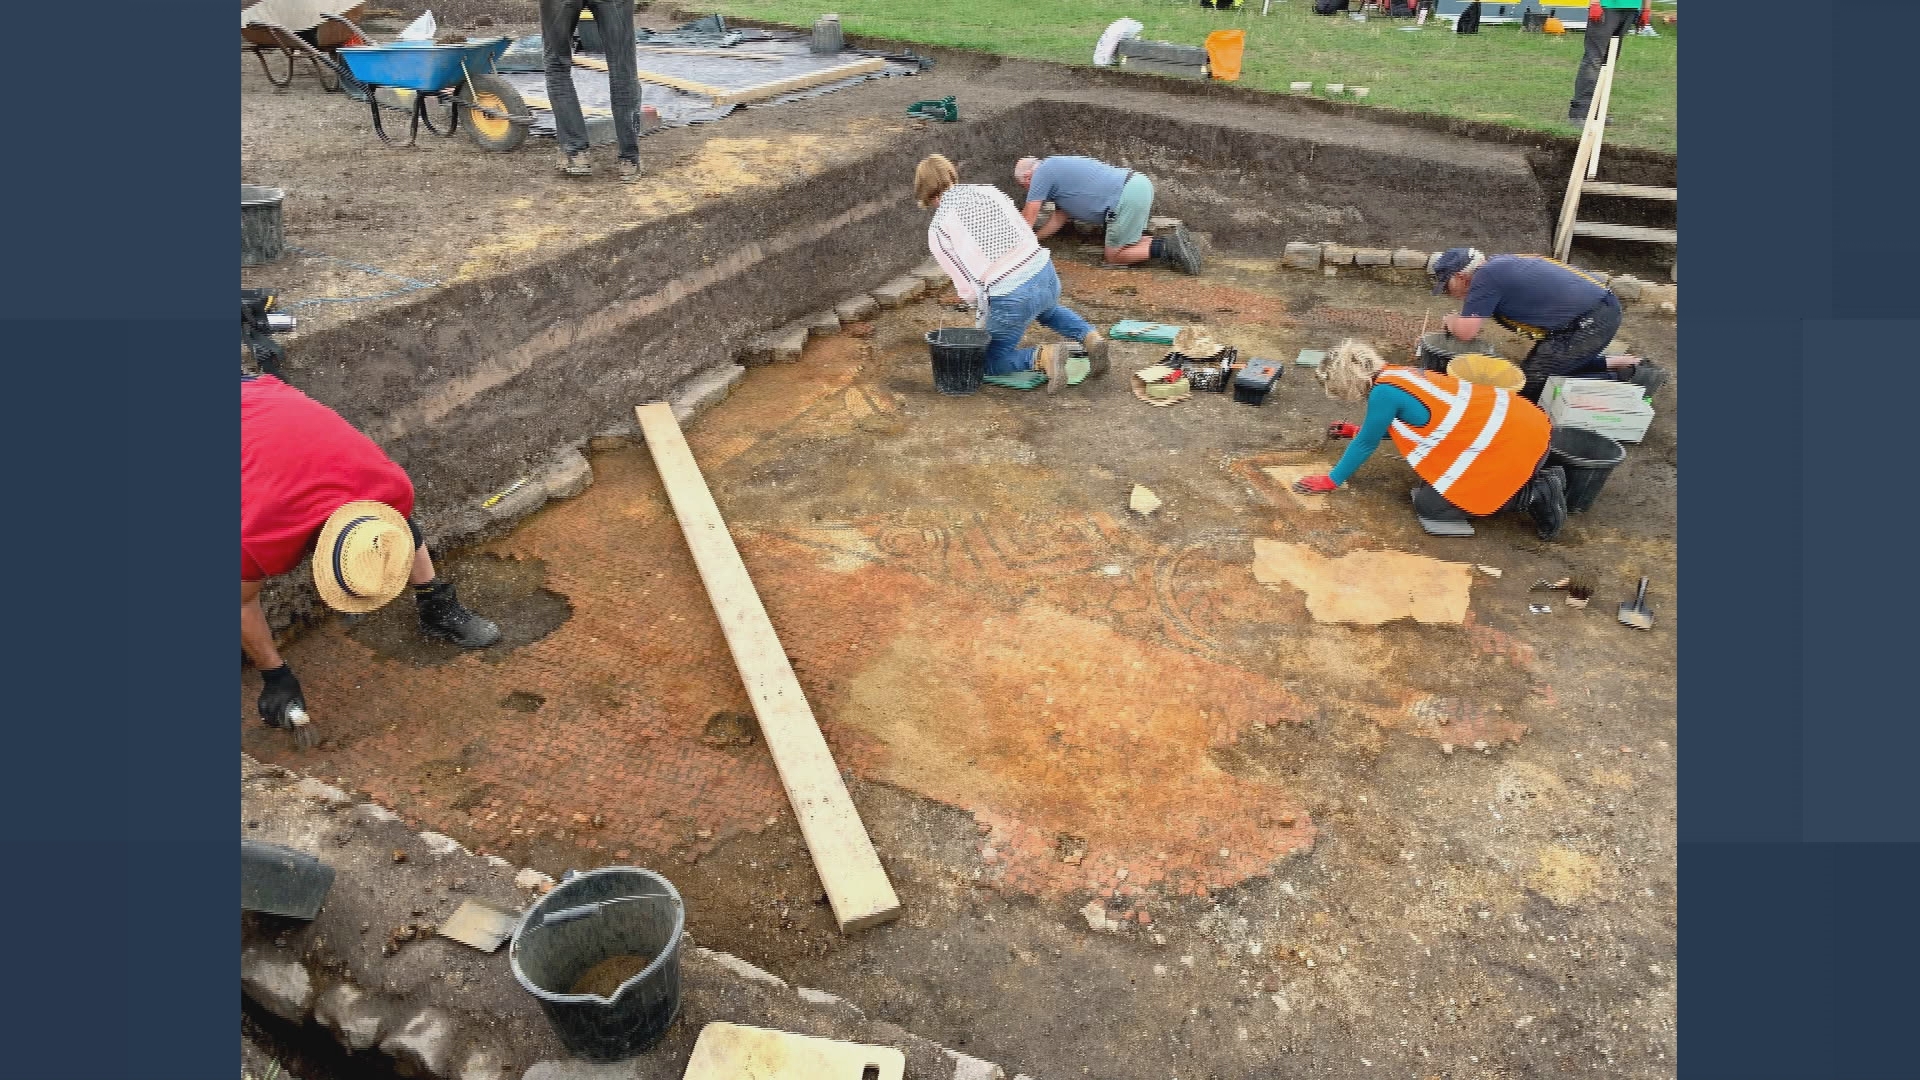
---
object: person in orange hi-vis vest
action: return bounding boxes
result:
[1290,342,1569,540]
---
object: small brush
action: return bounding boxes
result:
[286,704,317,750]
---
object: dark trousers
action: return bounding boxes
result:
[1518,294,1623,403]
[1570,8,1637,119]
[540,0,641,163]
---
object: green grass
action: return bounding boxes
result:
[708,1,1676,151]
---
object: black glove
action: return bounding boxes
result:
[258,663,306,729]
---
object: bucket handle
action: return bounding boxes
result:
[536,893,671,928]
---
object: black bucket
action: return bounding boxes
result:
[926,327,990,396]
[509,867,686,1062]
[1416,331,1491,374]
[1547,426,1627,513]
[242,186,285,266]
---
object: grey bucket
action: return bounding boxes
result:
[509,867,686,1062]
[242,186,286,266]
[812,14,844,54]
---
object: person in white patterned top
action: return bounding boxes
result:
[917,154,1109,393]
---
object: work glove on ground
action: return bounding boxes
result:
[258,663,307,729]
[1292,474,1339,495]
[1327,421,1360,440]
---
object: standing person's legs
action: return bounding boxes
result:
[1518,297,1623,402]
[586,0,642,169]
[541,0,592,168]
[1569,8,1634,121]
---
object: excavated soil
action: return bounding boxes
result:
[243,253,1678,1079]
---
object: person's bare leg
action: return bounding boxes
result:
[409,542,435,586]
[241,580,283,671]
[1104,238,1154,266]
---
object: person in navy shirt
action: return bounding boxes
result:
[1428,247,1663,402]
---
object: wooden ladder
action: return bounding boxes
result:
[1552,37,1677,277]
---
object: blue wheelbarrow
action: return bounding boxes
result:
[336,37,530,151]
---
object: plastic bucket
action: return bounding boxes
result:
[575,9,602,52]
[242,186,285,266]
[926,327,990,396]
[1416,331,1488,373]
[509,867,685,1062]
[1547,426,1627,513]
[1204,30,1245,81]
[812,14,844,54]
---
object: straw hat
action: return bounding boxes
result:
[1448,353,1525,392]
[311,501,414,614]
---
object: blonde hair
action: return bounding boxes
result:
[914,154,959,208]
[1320,340,1385,403]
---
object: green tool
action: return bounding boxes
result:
[1109,320,1182,344]
[907,95,958,122]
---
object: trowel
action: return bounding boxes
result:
[241,840,335,920]
[1617,577,1655,630]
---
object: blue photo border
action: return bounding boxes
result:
[3,1,1912,1076]
[0,3,231,1076]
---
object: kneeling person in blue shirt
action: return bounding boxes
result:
[1429,247,1663,403]
[1014,155,1202,274]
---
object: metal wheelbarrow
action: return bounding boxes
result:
[336,37,531,151]
[241,1,369,93]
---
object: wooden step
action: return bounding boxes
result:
[1572,222,1677,244]
[1582,182,1678,201]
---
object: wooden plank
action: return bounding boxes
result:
[708,57,886,107]
[684,1022,906,1080]
[1553,40,1618,261]
[1586,36,1620,181]
[1572,222,1678,243]
[634,403,901,933]
[573,54,885,105]
[517,91,611,118]
[1582,182,1678,201]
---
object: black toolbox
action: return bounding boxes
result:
[1233,359,1282,405]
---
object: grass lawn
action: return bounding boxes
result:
[706,1,1677,151]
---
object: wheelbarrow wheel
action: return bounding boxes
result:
[461,74,529,153]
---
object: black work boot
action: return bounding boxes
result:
[1624,360,1668,397]
[415,579,502,648]
[1528,466,1569,542]
[1163,225,1203,275]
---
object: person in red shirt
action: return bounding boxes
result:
[242,374,501,734]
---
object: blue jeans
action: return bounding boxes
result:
[982,263,1094,375]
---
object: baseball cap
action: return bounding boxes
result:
[1429,247,1483,294]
